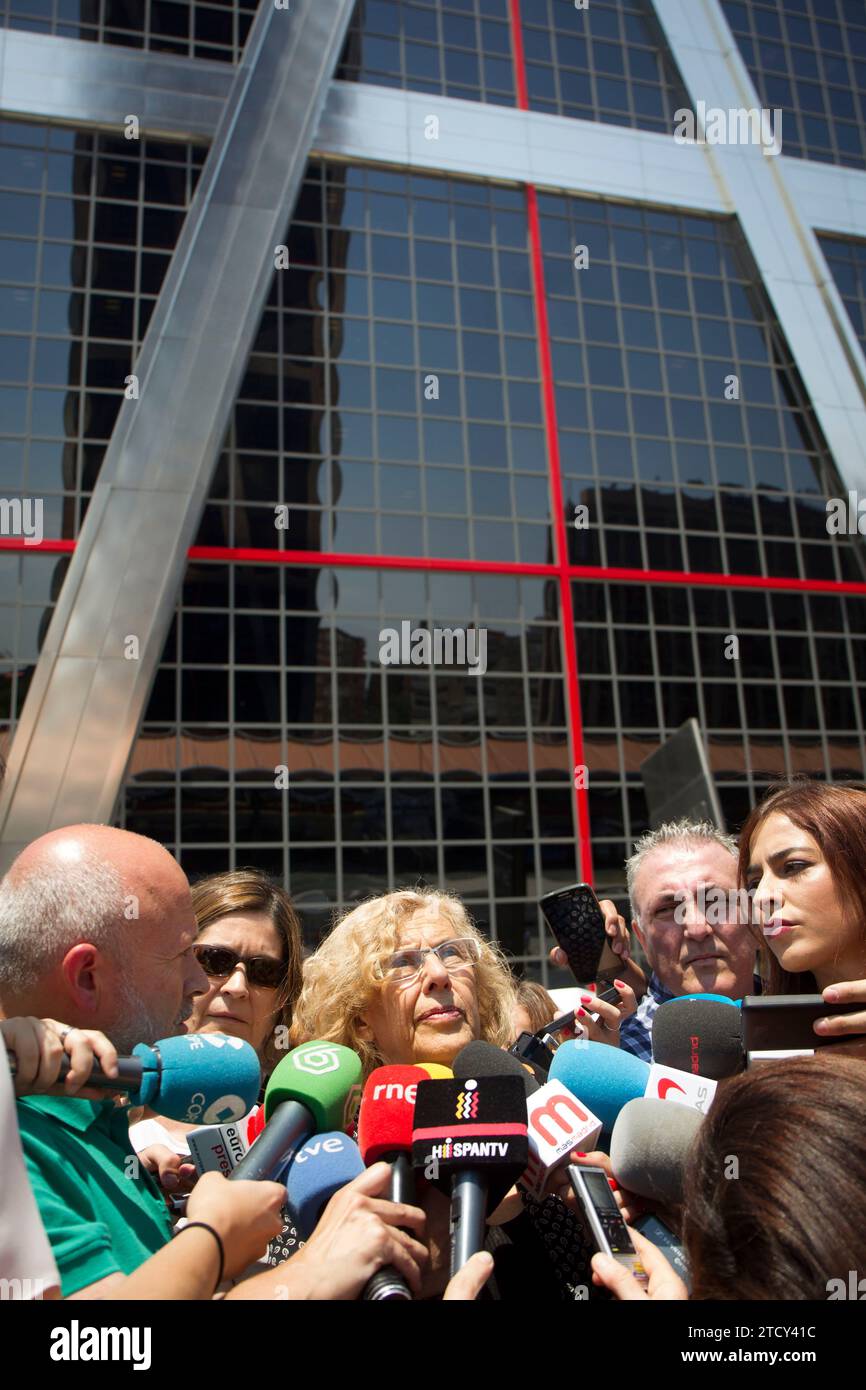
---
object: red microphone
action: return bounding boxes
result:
[356,1064,430,1301]
[357,1064,429,1204]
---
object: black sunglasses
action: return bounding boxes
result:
[194,944,286,990]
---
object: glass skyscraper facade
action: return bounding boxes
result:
[2,0,866,984]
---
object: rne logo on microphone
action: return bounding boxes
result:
[292,1044,341,1075]
[372,1081,418,1105]
[455,1078,479,1119]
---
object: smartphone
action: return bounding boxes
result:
[568,1164,648,1286]
[741,994,862,1052]
[541,883,619,985]
[509,1031,555,1076]
[633,1213,691,1292]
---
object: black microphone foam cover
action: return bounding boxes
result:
[411,1074,529,1209]
[453,1039,541,1097]
[652,999,745,1080]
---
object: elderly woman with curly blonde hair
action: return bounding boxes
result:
[297,888,603,1301]
[295,888,516,1077]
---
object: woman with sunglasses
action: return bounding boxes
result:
[130,869,302,1190]
[187,868,302,1071]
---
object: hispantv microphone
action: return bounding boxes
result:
[609,1096,703,1205]
[549,1039,649,1135]
[357,1064,430,1301]
[284,1132,365,1239]
[230,1040,362,1182]
[412,1041,529,1274]
[652,996,745,1080]
[7,1031,261,1123]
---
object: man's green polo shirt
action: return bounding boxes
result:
[16,1095,173,1296]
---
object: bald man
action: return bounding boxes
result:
[0,824,205,1051]
[0,827,430,1300]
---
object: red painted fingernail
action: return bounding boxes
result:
[577,1007,587,1018]
[608,1178,619,1191]
[587,982,597,992]
[614,979,626,989]
[575,1152,587,1158]
[580,994,593,1004]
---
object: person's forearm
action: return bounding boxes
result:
[224,1252,314,1300]
[112,1227,221,1301]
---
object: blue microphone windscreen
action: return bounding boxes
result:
[669,993,741,1008]
[284,1131,365,1239]
[132,1033,261,1123]
[549,1039,649,1134]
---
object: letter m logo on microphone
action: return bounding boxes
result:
[520,1081,603,1197]
[530,1090,589,1146]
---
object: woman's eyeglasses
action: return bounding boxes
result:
[194,944,286,990]
[375,936,482,983]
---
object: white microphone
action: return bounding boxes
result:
[644,1062,717,1115]
[187,1121,250,1177]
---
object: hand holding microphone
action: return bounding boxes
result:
[182,1171,286,1282]
[282,1162,429,1300]
[5,1023,262,1121]
[3,1016,120,1100]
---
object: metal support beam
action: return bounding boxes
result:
[652,0,866,493]
[0,0,356,869]
[4,25,866,238]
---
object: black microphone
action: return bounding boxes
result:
[413,1043,529,1274]
[652,998,745,1080]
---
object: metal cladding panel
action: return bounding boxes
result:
[0,0,356,868]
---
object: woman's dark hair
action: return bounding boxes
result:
[737,778,866,994]
[190,868,303,1074]
[683,1054,866,1299]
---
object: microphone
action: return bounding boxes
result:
[645,1061,717,1114]
[412,1041,529,1274]
[284,1132,365,1239]
[7,1031,261,1123]
[521,1080,603,1198]
[187,1120,250,1176]
[358,1065,428,1199]
[357,1064,430,1301]
[454,1038,540,1098]
[549,1038,649,1134]
[652,997,745,1079]
[230,1040,362,1182]
[415,1062,453,1080]
[609,1096,703,1205]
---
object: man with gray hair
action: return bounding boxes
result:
[616,818,757,1062]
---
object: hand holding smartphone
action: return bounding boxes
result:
[540,882,621,986]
